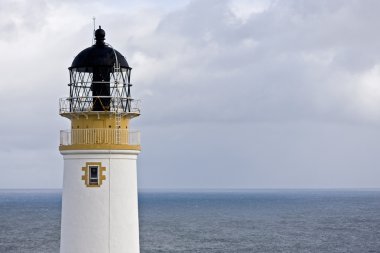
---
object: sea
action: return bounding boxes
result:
[0,190,379,253]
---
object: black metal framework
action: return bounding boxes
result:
[67,64,134,113]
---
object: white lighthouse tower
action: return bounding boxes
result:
[58,26,141,253]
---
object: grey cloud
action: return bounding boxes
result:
[0,0,380,189]
[0,0,48,41]
[120,0,380,126]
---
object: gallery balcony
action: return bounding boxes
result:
[59,128,141,151]
[59,96,140,118]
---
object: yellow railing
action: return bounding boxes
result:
[60,129,140,146]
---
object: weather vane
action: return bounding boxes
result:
[92,16,96,45]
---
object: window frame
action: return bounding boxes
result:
[81,162,106,187]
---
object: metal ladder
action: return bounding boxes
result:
[113,62,122,144]
[115,112,121,144]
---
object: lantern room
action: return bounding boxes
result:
[59,26,140,150]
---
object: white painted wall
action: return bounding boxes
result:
[60,150,140,253]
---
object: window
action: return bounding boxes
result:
[89,166,99,185]
[81,162,106,187]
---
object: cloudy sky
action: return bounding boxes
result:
[1,0,380,189]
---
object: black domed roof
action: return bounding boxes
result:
[70,26,130,71]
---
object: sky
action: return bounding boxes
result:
[1,0,380,189]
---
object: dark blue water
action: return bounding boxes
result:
[0,190,379,252]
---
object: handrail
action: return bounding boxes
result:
[60,129,140,146]
[59,96,141,114]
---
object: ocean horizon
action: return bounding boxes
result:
[0,189,379,252]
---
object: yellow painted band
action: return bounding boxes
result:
[59,144,141,151]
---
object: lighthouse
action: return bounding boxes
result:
[58,26,141,253]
